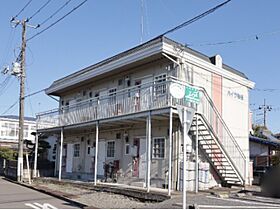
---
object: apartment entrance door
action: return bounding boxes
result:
[132,138,140,177]
[66,144,73,173]
[139,138,146,179]
[97,141,106,177]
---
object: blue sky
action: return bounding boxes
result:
[0,0,280,133]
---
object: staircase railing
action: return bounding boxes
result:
[170,77,246,183]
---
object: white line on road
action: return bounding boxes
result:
[205,196,280,207]
[25,203,40,209]
[197,205,280,209]
[25,203,57,209]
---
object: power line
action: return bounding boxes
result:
[2,100,18,115]
[1,88,46,115]
[27,0,88,42]
[12,0,33,20]
[27,0,52,22]
[187,29,280,47]
[37,0,73,27]
[161,0,231,36]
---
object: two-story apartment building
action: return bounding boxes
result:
[36,36,254,192]
[0,115,36,149]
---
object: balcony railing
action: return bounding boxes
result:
[37,77,246,183]
[37,79,172,130]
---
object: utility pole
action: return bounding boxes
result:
[10,18,37,182]
[259,99,272,128]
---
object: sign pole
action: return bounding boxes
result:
[183,107,187,209]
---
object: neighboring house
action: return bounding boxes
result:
[0,115,36,149]
[36,36,255,191]
[250,135,280,167]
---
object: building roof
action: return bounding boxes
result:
[0,115,36,122]
[249,135,280,148]
[46,36,250,95]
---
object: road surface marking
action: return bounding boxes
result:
[25,203,57,209]
[206,195,280,207]
[197,205,279,209]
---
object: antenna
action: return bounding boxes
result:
[140,0,144,44]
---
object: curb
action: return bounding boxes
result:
[3,177,90,209]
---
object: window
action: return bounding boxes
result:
[23,125,29,138]
[8,123,15,137]
[109,88,117,104]
[87,146,91,155]
[125,144,130,155]
[74,144,80,157]
[107,141,115,158]
[152,138,165,159]
[154,74,167,96]
[1,123,8,137]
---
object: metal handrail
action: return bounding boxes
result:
[170,77,246,181]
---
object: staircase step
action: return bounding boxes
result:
[221,174,239,178]
[215,164,231,168]
[224,177,241,181]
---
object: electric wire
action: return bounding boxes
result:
[161,0,231,36]
[2,100,18,115]
[187,29,280,47]
[37,0,73,27]
[27,0,88,42]
[1,88,46,115]
[12,0,33,20]
[26,79,35,117]
[27,0,52,22]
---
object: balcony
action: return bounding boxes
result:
[36,78,181,130]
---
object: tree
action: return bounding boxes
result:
[0,147,16,160]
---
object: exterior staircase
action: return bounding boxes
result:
[189,113,245,186]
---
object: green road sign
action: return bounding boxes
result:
[185,85,201,104]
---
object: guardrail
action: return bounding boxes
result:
[37,79,171,130]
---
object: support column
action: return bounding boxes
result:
[58,127,63,181]
[183,108,187,209]
[168,108,173,196]
[94,121,99,185]
[33,132,39,178]
[176,128,181,191]
[195,114,199,193]
[146,112,151,192]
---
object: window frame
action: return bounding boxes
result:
[106,140,115,158]
[154,74,167,96]
[73,144,80,158]
[124,143,130,155]
[152,137,166,159]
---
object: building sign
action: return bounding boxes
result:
[169,83,185,99]
[227,90,244,101]
[185,85,201,104]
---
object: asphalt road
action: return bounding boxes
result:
[0,177,78,209]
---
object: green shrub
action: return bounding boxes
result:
[0,147,16,160]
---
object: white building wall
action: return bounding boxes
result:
[222,78,249,155]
